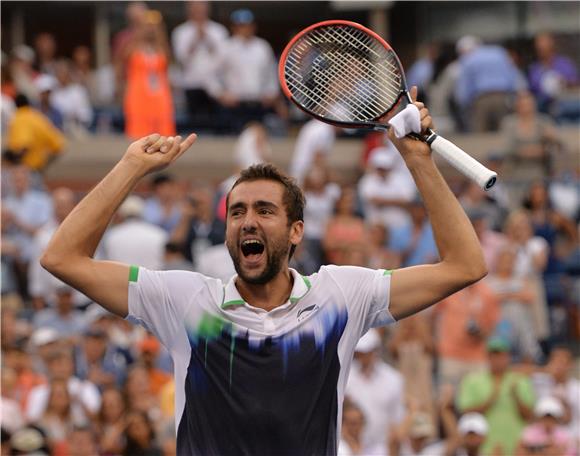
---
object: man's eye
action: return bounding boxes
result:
[259,209,272,215]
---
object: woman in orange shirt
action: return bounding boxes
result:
[123,10,175,139]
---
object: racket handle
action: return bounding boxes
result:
[428,134,497,191]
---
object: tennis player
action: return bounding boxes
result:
[41,90,486,455]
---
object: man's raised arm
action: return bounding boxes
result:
[40,133,197,317]
[387,89,487,320]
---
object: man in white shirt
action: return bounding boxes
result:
[26,348,100,425]
[171,1,228,127]
[103,196,167,270]
[210,9,280,132]
[40,92,488,454]
[359,145,417,230]
[346,329,405,452]
[290,119,337,184]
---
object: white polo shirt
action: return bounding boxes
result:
[127,265,394,455]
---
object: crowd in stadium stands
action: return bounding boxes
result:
[1,1,579,455]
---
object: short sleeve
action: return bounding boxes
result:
[126,266,212,350]
[323,265,395,332]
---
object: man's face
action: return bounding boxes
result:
[463,432,485,451]
[488,350,510,373]
[226,180,303,285]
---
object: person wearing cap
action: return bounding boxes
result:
[34,74,63,130]
[209,8,280,132]
[389,406,443,456]
[457,336,535,455]
[9,45,40,102]
[516,396,576,456]
[171,1,228,129]
[137,334,171,395]
[6,94,65,171]
[358,143,417,231]
[103,195,167,270]
[345,329,405,453]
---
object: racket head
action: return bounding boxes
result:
[279,20,409,129]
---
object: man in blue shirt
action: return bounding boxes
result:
[455,36,519,132]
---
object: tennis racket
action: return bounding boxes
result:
[279,20,497,191]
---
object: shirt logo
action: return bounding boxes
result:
[297,304,319,322]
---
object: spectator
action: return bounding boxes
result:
[516,396,576,456]
[440,407,489,456]
[338,399,384,455]
[529,32,578,114]
[1,206,21,296]
[8,425,50,456]
[366,222,401,270]
[501,91,560,179]
[36,378,76,453]
[302,165,341,267]
[137,335,171,396]
[0,367,25,434]
[35,74,63,130]
[124,364,159,417]
[406,43,439,103]
[123,410,163,456]
[503,210,550,343]
[322,186,366,265]
[113,1,148,89]
[388,314,436,424]
[162,242,195,272]
[459,181,505,231]
[3,165,53,293]
[389,407,443,456]
[28,187,87,311]
[6,94,65,171]
[123,10,175,138]
[70,45,93,90]
[34,33,57,75]
[531,346,580,439]
[75,327,128,390]
[290,119,337,184]
[389,199,438,267]
[26,348,101,426]
[455,36,519,131]
[68,426,100,456]
[9,45,39,102]
[103,195,168,270]
[486,246,543,362]
[345,329,405,453]
[457,337,535,455]
[143,174,183,233]
[210,8,280,132]
[468,210,507,271]
[97,387,127,455]
[358,145,417,231]
[172,1,228,128]
[234,122,272,169]
[434,281,500,389]
[32,285,86,339]
[51,59,93,136]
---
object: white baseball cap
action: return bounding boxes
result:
[35,74,58,93]
[458,412,488,436]
[534,396,564,418]
[369,147,396,170]
[30,328,60,347]
[118,195,144,218]
[355,329,381,353]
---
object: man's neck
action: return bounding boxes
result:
[235,268,294,312]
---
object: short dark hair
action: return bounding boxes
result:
[14,94,29,108]
[226,164,305,259]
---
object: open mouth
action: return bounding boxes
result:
[241,239,265,262]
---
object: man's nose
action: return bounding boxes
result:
[241,211,258,232]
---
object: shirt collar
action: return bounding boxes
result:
[221,268,311,309]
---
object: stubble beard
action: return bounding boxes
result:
[228,235,291,285]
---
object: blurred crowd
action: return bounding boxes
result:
[1,1,579,455]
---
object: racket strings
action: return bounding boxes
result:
[284,24,404,122]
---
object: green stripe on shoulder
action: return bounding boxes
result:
[129,265,140,282]
[383,269,393,276]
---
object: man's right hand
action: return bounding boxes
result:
[122,133,198,177]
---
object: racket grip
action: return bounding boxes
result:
[429,135,497,191]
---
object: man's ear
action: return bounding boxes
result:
[290,220,304,246]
